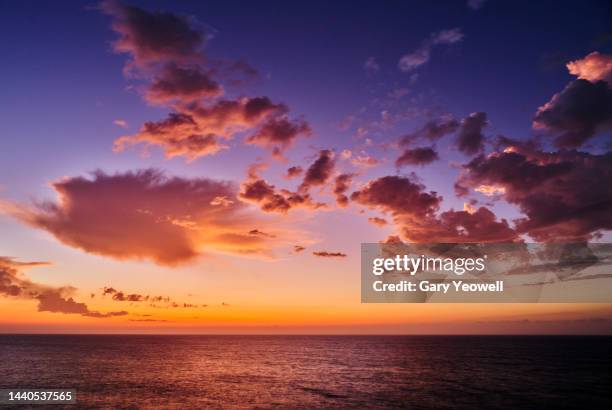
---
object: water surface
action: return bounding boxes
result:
[1,335,610,408]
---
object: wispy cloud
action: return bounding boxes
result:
[398,28,464,72]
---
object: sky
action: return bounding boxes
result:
[1,0,612,334]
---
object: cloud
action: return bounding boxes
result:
[312,251,347,258]
[350,154,379,169]
[144,63,223,104]
[285,166,303,179]
[430,29,465,45]
[364,57,380,74]
[114,97,285,161]
[239,173,325,214]
[398,28,464,72]
[299,150,336,192]
[533,79,612,149]
[457,112,487,155]
[100,286,200,308]
[293,245,305,253]
[396,147,439,167]
[456,146,612,241]
[351,175,517,242]
[186,97,285,135]
[112,292,147,302]
[398,48,431,72]
[533,52,612,148]
[350,175,441,217]
[2,169,273,265]
[474,185,506,196]
[245,116,311,156]
[101,0,206,70]
[239,158,331,214]
[368,217,388,227]
[113,119,128,128]
[566,52,612,84]
[248,229,276,238]
[113,113,228,161]
[0,257,127,318]
[240,178,292,213]
[402,207,518,243]
[400,115,460,145]
[333,173,355,207]
[102,1,310,161]
[130,318,169,322]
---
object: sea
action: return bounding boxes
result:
[0,335,610,409]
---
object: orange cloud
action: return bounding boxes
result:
[113,113,229,161]
[474,184,506,196]
[368,217,388,226]
[3,169,276,265]
[567,51,612,84]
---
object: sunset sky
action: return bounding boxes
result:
[1,0,611,334]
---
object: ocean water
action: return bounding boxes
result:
[0,335,610,409]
